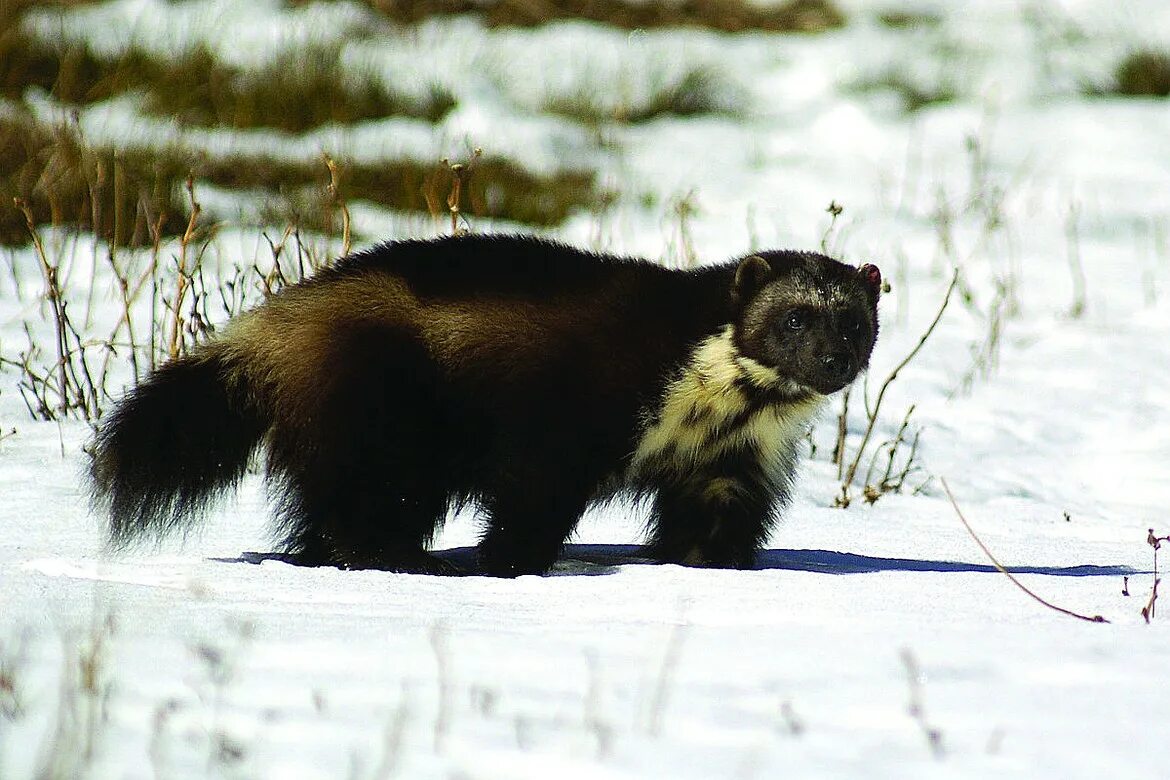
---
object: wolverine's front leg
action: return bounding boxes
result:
[644,452,787,569]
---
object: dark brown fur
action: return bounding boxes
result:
[89,234,880,576]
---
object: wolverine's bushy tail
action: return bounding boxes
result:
[89,348,266,547]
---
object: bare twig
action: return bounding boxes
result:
[370,687,411,780]
[820,200,844,255]
[168,177,202,360]
[832,385,851,479]
[441,148,481,236]
[1142,529,1168,623]
[12,199,106,421]
[778,700,804,737]
[147,211,165,371]
[838,271,957,506]
[862,405,922,504]
[1142,579,1161,624]
[583,649,614,758]
[16,197,69,413]
[430,623,452,752]
[900,649,944,759]
[646,621,687,737]
[1065,200,1087,319]
[951,277,1008,398]
[941,478,1108,623]
[0,629,31,719]
[323,154,351,258]
[667,190,699,269]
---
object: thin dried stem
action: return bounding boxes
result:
[1142,529,1168,623]
[1065,200,1087,318]
[900,649,944,759]
[1142,579,1161,624]
[646,621,687,737]
[16,198,68,410]
[168,177,201,361]
[942,478,1108,624]
[442,148,481,236]
[879,405,916,489]
[838,271,957,506]
[323,154,351,258]
[833,385,851,479]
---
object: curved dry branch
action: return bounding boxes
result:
[942,478,1109,624]
[838,270,958,505]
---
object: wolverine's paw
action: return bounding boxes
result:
[644,543,757,570]
[476,550,556,578]
[369,551,468,576]
[333,549,468,576]
[409,554,468,577]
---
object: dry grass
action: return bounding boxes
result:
[544,66,746,125]
[0,22,456,132]
[0,112,194,246]
[312,0,845,33]
[208,152,598,230]
[875,9,941,30]
[834,270,956,508]
[853,69,959,113]
[942,480,1109,624]
[0,111,599,245]
[140,45,455,132]
[1114,49,1170,97]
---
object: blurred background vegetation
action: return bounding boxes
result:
[0,0,847,246]
[0,0,1166,248]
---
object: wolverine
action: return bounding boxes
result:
[90,234,881,577]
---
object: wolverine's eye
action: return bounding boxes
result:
[785,312,807,331]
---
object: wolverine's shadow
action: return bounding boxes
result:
[216,545,1139,578]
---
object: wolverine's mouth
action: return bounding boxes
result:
[775,377,823,400]
[813,377,855,396]
[807,351,859,395]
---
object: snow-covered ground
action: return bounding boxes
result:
[3,0,1169,777]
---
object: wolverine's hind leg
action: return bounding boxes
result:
[476,456,595,577]
[275,469,457,574]
[269,322,460,574]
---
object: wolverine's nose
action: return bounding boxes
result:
[821,352,854,382]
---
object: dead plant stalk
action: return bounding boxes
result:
[1142,529,1168,623]
[942,479,1108,623]
[168,177,201,361]
[838,270,958,506]
[16,198,69,412]
[323,155,351,258]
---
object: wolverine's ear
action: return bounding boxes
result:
[859,263,882,301]
[732,255,773,305]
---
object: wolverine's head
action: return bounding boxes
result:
[729,251,882,395]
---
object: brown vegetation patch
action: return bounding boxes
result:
[0,22,454,132]
[875,9,941,29]
[0,113,599,245]
[852,69,958,113]
[0,113,193,246]
[544,66,746,124]
[139,45,456,132]
[1114,49,1170,97]
[314,0,845,33]
[193,151,598,233]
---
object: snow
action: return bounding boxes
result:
[3,0,1170,778]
